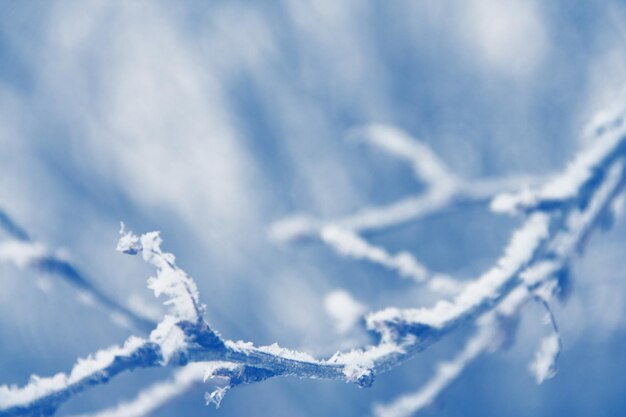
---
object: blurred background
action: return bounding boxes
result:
[1,1,626,416]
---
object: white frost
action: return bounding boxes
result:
[367,213,549,331]
[529,333,560,383]
[117,228,202,322]
[203,361,241,382]
[491,111,626,213]
[257,343,318,363]
[149,316,187,364]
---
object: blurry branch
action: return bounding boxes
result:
[269,124,544,243]
[67,364,206,417]
[269,125,543,295]
[1,102,626,417]
[0,211,155,333]
[320,225,464,295]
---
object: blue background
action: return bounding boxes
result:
[1,1,626,416]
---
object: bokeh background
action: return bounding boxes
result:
[1,1,626,416]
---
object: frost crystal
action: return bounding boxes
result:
[117,227,203,322]
[205,386,230,408]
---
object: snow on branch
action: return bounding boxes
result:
[2,103,626,417]
[116,225,204,323]
[372,106,626,416]
[0,227,225,417]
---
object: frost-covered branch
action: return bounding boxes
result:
[0,230,225,417]
[0,212,155,332]
[2,104,626,417]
